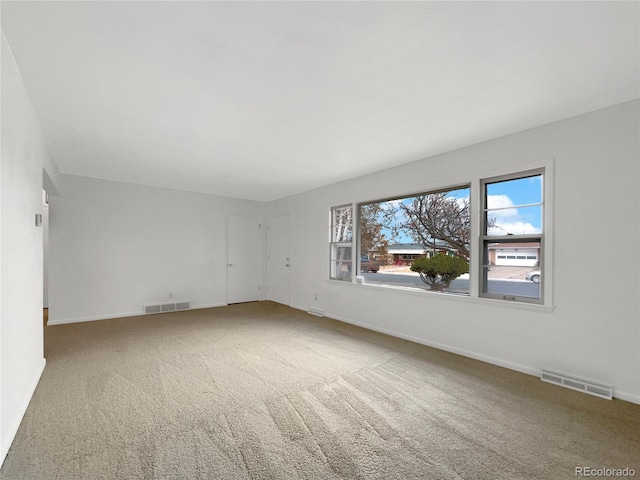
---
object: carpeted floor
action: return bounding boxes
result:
[2,302,639,479]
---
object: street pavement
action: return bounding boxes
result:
[361,266,540,298]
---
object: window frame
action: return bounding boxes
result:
[328,159,554,311]
[329,204,354,281]
[479,168,545,305]
[356,183,472,295]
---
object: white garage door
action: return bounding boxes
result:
[495,249,538,266]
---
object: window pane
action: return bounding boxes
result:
[330,245,352,280]
[331,245,352,261]
[332,206,353,242]
[482,266,541,300]
[357,185,470,295]
[482,239,541,300]
[486,205,542,236]
[484,240,540,266]
[330,261,352,280]
[332,226,352,242]
[486,174,542,206]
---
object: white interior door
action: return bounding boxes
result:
[267,214,290,306]
[227,214,260,304]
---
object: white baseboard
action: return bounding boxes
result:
[299,307,640,406]
[191,302,228,310]
[1,358,46,466]
[612,390,640,405]
[47,302,228,325]
[324,310,539,376]
[47,311,142,325]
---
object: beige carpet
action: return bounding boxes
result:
[2,302,638,479]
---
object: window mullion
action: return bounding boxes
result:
[470,178,481,298]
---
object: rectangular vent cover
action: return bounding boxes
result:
[144,304,162,314]
[307,308,325,317]
[143,300,190,315]
[541,369,612,400]
[161,303,176,312]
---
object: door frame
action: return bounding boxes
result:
[267,213,291,306]
[227,213,262,305]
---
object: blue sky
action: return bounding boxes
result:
[486,174,542,235]
[487,175,541,207]
[367,175,542,245]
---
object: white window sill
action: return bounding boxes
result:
[327,278,554,313]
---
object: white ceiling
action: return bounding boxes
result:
[2,1,638,202]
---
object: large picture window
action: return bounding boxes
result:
[330,205,353,281]
[480,169,544,303]
[357,185,471,295]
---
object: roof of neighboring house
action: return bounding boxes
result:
[488,242,540,249]
[388,246,426,254]
[383,242,454,254]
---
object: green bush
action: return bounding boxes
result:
[410,254,469,291]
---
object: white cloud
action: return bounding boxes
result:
[489,221,541,236]
[487,195,517,217]
[487,194,541,234]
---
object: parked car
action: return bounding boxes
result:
[361,256,379,273]
[526,270,541,283]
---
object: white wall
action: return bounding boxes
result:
[1,34,59,461]
[48,175,266,324]
[268,100,640,403]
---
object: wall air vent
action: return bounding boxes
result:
[541,369,612,400]
[144,304,162,314]
[143,301,190,315]
[175,301,190,311]
[161,303,176,313]
[307,308,325,317]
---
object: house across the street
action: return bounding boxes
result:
[372,241,540,268]
[487,242,540,267]
[372,242,459,266]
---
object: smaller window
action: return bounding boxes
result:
[481,169,544,303]
[330,205,353,281]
